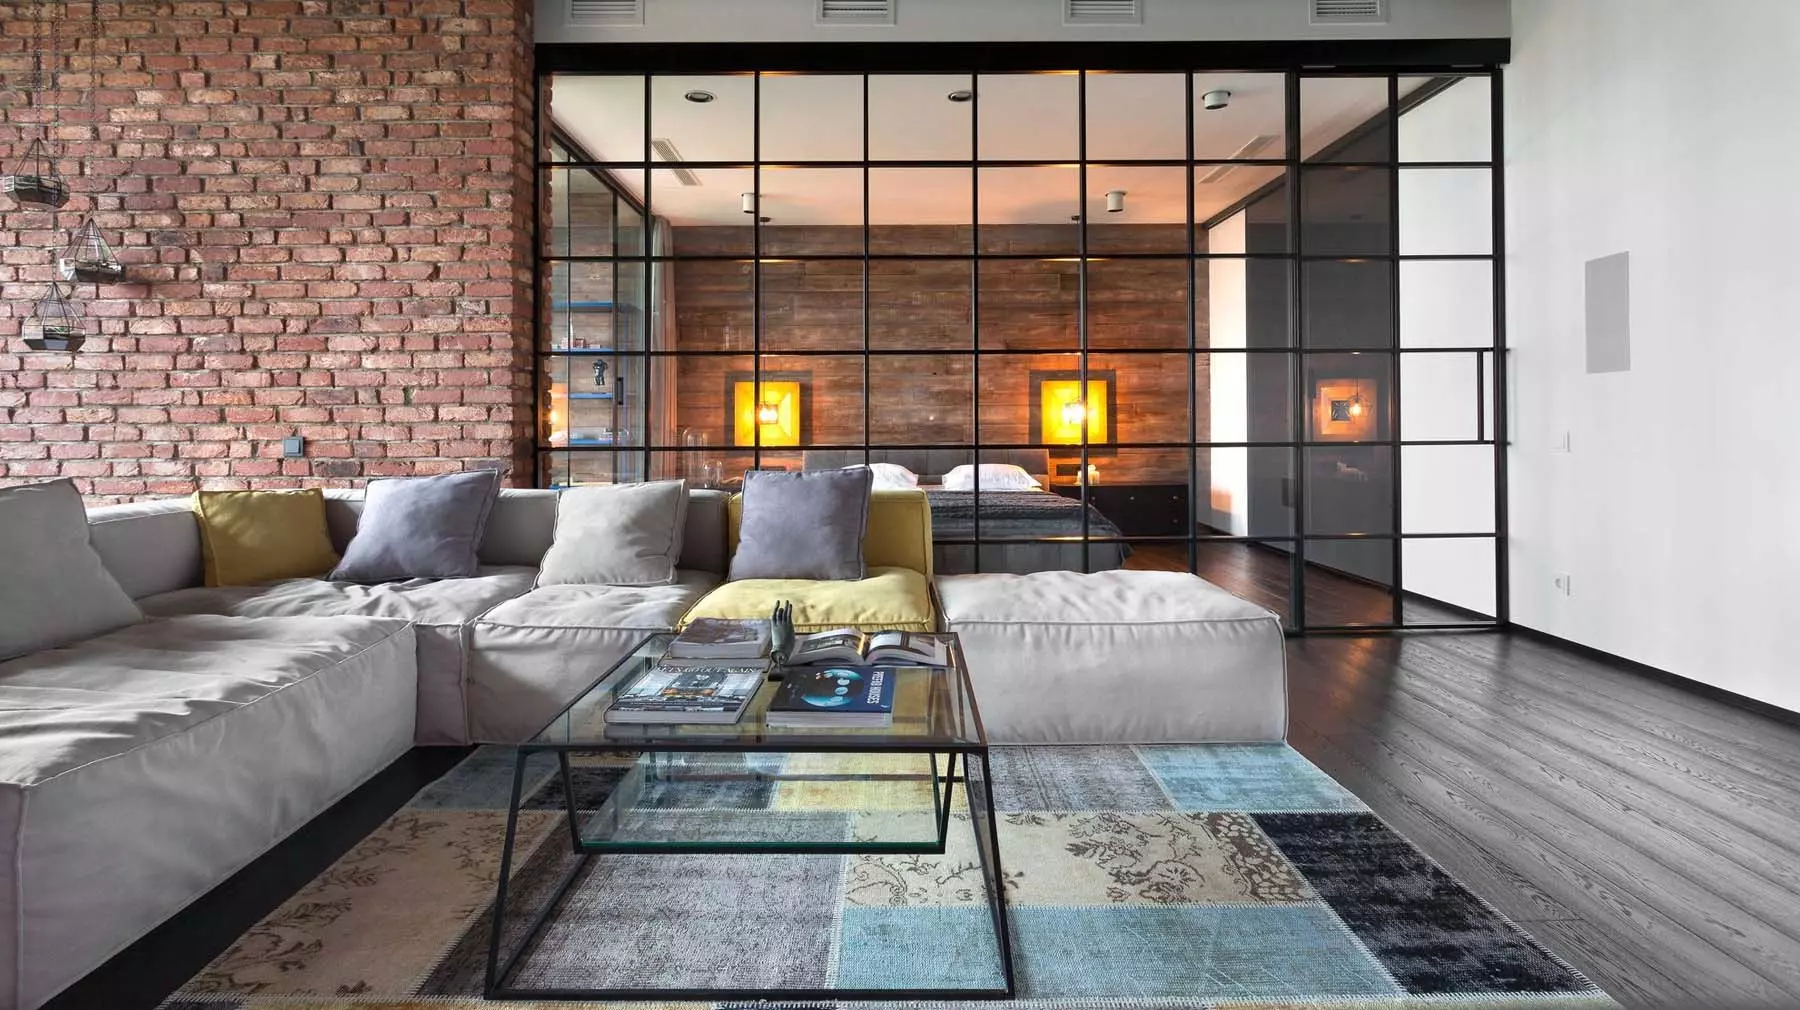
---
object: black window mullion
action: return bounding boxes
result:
[1285,68,1306,631]
[640,74,652,484]
[1388,73,1404,628]
[861,73,871,467]
[970,72,982,571]
[1077,69,1090,575]
[1490,67,1511,626]
[752,71,763,470]
[1185,69,1199,577]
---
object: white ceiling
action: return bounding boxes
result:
[552,72,1429,228]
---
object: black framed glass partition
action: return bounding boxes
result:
[537,55,1505,633]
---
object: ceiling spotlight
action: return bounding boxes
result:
[1201,89,1232,111]
[741,191,756,214]
[684,90,716,104]
[947,89,974,103]
[1105,190,1126,213]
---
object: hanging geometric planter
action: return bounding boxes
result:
[22,283,85,353]
[58,218,125,283]
[0,137,69,210]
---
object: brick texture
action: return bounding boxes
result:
[0,1,537,502]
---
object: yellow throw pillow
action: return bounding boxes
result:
[194,489,340,587]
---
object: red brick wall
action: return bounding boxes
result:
[0,1,537,502]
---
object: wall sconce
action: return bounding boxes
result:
[727,371,811,447]
[1030,369,1116,454]
[1312,378,1378,441]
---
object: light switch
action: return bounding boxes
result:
[281,436,305,459]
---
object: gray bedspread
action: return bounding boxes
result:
[924,489,1125,540]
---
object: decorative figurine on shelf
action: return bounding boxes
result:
[592,358,608,387]
[769,600,796,669]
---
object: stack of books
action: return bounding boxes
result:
[766,666,899,728]
[605,619,771,725]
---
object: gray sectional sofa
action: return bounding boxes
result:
[1,485,1287,1010]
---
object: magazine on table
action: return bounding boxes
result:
[662,618,771,665]
[604,666,765,725]
[785,629,949,668]
[765,666,898,728]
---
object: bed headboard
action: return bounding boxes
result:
[801,449,1049,482]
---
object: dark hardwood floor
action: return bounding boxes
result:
[57,624,1800,1010]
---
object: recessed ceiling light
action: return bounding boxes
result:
[946,90,974,103]
[684,90,716,104]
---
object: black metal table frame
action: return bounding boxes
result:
[483,736,1016,1001]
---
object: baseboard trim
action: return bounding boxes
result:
[1508,624,1800,729]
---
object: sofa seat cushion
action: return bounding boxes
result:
[681,566,935,634]
[464,570,718,743]
[0,614,418,1010]
[138,567,535,745]
[935,570,1287,744]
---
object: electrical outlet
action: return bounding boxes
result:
[1553,573,1573,597]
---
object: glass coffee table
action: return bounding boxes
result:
[484,632,1015,1002]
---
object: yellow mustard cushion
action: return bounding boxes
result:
[680,566,936,633]
[193,489,340,587]
[727,488,934,579]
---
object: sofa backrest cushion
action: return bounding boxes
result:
[0,480,145,660]
[727,488,934,580]
[87,497,205,598]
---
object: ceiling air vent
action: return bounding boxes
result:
[1310,0,1387,24]
[569,0,643,26]
[650,139,702,187]
[1065,0,1141,25]
[817,0,895,25]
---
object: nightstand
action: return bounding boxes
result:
[1051,482,1190,536]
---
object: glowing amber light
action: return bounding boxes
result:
[1039,378,1109,445]
[733,380,802,446]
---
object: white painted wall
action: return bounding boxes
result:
[1507,0,1800,711]
[1208,211,1250,535]
[539,0,1509,44]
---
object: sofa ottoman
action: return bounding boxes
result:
[0,614,417,1010]
[935,570,1288,744]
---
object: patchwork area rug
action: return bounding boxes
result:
[159,744,1618,1009]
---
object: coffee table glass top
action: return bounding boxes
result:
[528,633,987,750]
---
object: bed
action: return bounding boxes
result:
[801,449,1130,575]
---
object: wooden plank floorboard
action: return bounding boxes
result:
[1284,632,1800,1010]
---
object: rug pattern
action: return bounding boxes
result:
[160,744,1616,1009]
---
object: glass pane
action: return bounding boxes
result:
[650,448,753,489]
[673,353,752,454]
[761,354,860,446]
[551,74,645,162]
[1198,447,1295,537]
[977,73,1077,160]
[1399,168,1492,255]
[869,74,972,161]
[1305,445,1393,535]
[1303,538,1394,627]
[759,260,862,352]
[649,74,753,162]
[1401,444,1494,534]
[1399,76,1491,162]
[1399,352,1481,442]
[978,260,1076,351]
[1303,259,1392,349]
[977,351,1079,449]
[1084,447,1192,540]
[669,259,752,352]
[544,352,638,449]
[870,168,972,254]
[541,450,631,488]
[756,167,862,253]
[1399,259,1494,347]
[1203,254,1293,349]
[1300,166,1392,257]
[870,260,970,351]
[760,73,862,162]
[1306,352,1391,442]
[1403,537,1497,623]
[1195,164,1286,243]
[1086,73,1185,159]
[1200,351,1294,443]
[869,354,973,444]
[1091,352,1187,441]
[1194,72,1286,161]
[1088,260,1189,350]
[546,168,614,257]
[1195,541,1293,624]
[1301,76,1390,162]
[658,168,755,256]
[978,166,1078,255]
[1087,166,1187,254]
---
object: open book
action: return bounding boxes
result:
[786,629,949,668]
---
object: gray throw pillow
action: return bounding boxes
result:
[537,480,690,587]
[329,469,502,582]
[0,479,144,661]
[729,468,872,581]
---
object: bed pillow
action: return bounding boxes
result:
[329,469,502,582]
[537,479,689,587]
[196,488,341,587]
[941,463,1041,492]
[729,467,872,581]
[856,462,919,491]
[0,479,145,661]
